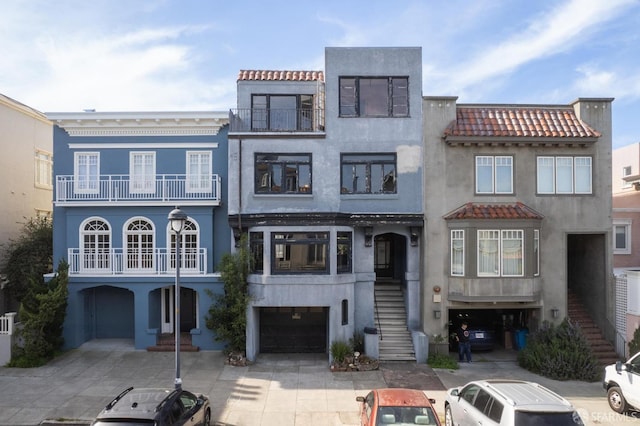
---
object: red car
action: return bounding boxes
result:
[356,388,442,425]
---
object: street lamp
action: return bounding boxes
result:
[168,206,187,390]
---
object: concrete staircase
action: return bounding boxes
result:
[374,281,416,361]
[567,291,620,366]
[147,332,200,352]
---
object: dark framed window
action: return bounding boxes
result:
[339,77,408,117]
[337,232,352,273]
[272,232,329,274]
[255,153,312,194]
[341,153,396,194]
[250,232,264,273]
[252,94,313,131]
[342,299,348,325]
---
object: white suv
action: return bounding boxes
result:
[604,351,640,413]
[444,379,583,425]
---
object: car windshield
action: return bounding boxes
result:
[514,410,583,425]
[376,406,438,425]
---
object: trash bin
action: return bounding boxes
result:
[515,328,529,350]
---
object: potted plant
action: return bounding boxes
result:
[430,333,449,355]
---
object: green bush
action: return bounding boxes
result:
[517,319,600,382]
[427,353,459,369]
[350,331,364,354]
[628,327,640,357]
[330,340,352,364]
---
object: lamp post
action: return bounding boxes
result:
[168,207,187,390]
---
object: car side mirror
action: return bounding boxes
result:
[616,361,629,373]
[356,396,365,402]
[429,398,436,404]
[450,389,459,397]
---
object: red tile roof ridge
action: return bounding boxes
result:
[443,104,600,138]
[444,202,545,220]
[237,70,324,82]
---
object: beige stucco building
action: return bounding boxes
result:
[0,94,53,310]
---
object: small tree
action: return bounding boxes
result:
[628,327,640,358]
[9,260,68,367]
[1,217,53,305]
[517,319,600,382]
[205,236,251,353]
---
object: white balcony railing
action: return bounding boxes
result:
[56,174,221,204]
[67,248,207,275]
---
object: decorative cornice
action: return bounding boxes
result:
[45,111,229,136]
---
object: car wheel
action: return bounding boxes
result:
[608,386,627,414]
[445,404,453,426]
[203,408,211,425]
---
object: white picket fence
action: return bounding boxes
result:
[0,312,17,365]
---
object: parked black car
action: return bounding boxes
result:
[449,312,497,352]
[92,386,211,426]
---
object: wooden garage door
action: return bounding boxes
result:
[260,307,327,353]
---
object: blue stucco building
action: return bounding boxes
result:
[47,111,230,350]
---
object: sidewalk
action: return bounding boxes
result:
[0,341,637,425]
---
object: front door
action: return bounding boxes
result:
[161,286,197,333]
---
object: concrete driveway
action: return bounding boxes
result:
[0,340,637,425]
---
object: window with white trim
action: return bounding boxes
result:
[169,219,199,270]
[537,156,592,194]
[74,152,100,193]
[477,230,523,277]
[125,218,154,271]
[622,166,632,189]
[451,230,465,276]
[35,150,53,189]
[81,218,110,271]
[186,151,212,193]
[130,152,156,194]
[476,156,513,194]
[614,219,632,254]
[534,229,540,276]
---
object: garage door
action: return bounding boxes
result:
[260,307,327,353]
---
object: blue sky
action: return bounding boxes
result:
[2,0,639,148]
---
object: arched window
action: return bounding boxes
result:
[81,218,111,271]
[125,218,154,271]
[169,219,199,270]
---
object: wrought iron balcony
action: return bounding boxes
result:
[55,174,221,205]
[229,108,325,133]
[67,248,208,275]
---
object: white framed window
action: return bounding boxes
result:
[80,217,111,271]
[168,219,199,270]
[124,218,154,271]
[534,229,540,277]
[475,156,513,194]
[537,156,592,194]
[35,149,53,189]
[451,230,465,276]
[622,166,632,189]
[186,151,212,193]
[477,229,523,277]
[130,152,156,194]
[74,152,100,193]
[614,219,632,254]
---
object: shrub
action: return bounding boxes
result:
[427,353,459,369]
[628,327,640,358]
[517,319,600,382]
[350,331,364,354]
[330,340,352,364]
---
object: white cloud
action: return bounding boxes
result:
[427,0,636,97]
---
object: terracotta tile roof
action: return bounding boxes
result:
[237,70,324,82]
[444,106,601,139]
[444,202,544,220]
